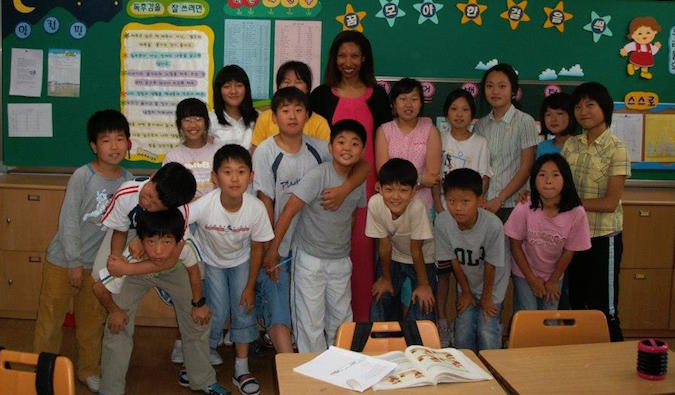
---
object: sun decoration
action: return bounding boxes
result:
[543,1,573,33]
[500,0,530,30]
[456,0,487,26]
[336,3,367,32]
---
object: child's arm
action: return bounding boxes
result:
[263,195,305,280]
[450,260,476,314]
[372,237,394,302]
[92,281,128,334]
[481,263,497,320]
[420,125,442,188]
[545,249,574,302]
[107,240,185,276]
[410,239,435,314]
[321,159,370,211]
[374,124,389,174]
[241,240,264,314]
[432,184,444,213]
[484,146,535,213]
[510,238,545,298]
[580,175,626,213]
[186,264,210,325]
[257,191,275,225]
[482,176,490,200]
[110,229,128,257]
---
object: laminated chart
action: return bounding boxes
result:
[121,23,214,163]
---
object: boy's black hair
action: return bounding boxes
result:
[87,109,130,144]
[136,207,185,243]
[530,153,582,213]
[271,86,309,113]
[213,144,252,172]
[539,92,577,136]
[390,77,424,115]
[378,158,418,188]
[330,119,367,145]
[481,63,519,104]
[175,98,210,132]
[213,65,258,128]
[442,168,482,197]
[151,162,196,207]
[276,61,312,90]
[443,89,477,119]
[571,82,614,126]
[324,30,376,87]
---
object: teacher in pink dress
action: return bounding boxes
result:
[310,31,392,322]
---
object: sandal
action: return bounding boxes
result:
[232,373,260,395]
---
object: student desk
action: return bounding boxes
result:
[479,341,675,394]
[274,350,506,394]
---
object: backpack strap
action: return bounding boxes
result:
[350,322,373,352]
[401,321,424,347]
[305,142,323,165]
[35,352,58,395]
[271,152,284,184]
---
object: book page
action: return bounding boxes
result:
[407,346,493,383]
[372,351,432,390]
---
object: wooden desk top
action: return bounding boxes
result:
[479,341,675,394]
[275,351,506,394]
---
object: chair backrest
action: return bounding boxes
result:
[334,321,441,352]
[508,310,610,348]
[0,349,75,395]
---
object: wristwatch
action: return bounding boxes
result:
[191,296,206,307]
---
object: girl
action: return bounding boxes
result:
[537,92,577,159]
[309,30,391,322]
[432,88,489,346]
[250,61,330,153]
[210,65,258,150]
[375,77,441,212]
[562,82,631,341]
[504,153,591,312]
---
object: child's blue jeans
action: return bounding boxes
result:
[454,292,502,352]
[512,275,561,312]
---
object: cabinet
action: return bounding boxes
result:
[0,174,177,326]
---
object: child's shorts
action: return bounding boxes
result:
[256,255,292,328]
[436,259,453,275]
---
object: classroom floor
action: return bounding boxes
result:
[0,319,277,395]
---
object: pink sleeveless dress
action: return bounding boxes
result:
[381,117,434,209]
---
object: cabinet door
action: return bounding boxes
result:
[0,251,44,318]
[622,205,675,269]
[619,269,671,330]
[0,189,65,251]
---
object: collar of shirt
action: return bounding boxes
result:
[487,104,516,124]
[222,110,245,127]
[579,127,612,148]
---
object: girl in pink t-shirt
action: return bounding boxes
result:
[504,153,591,311]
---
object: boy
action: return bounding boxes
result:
[33,110,133,392]
[368,158,436,323]
[94,208,225,395]
[252,87,367,352]
[263,119,367,352]
[435,168,508,352]
[188,144,274,395]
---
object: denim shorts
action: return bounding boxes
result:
[454,292,502,352]
[256,255,291,328]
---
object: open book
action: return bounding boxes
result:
[372,346,492,390]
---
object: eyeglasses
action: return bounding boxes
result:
[181,117,204,123]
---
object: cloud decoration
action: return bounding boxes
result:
[539,68,558,80]
[559,64,584,77]
[475,58,498,70]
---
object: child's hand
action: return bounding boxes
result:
[107,255,130,276]
[108,309,128,333]
[68,266,83,289]
[412,284,435,315]
[128,237,144,259]
[456,292,476,315]
[620,48,628,57]
[654,42,662,50]
[239,285,256,314]
[321,184,348,211]
[544,280,561,302]
[371,277,394,302]
[482,197,502,213]
[263,248,281,281]
[527,276,546,298]
[516,190,530,205]
[192,304,211,326]
[481,297,498,320]
[420,173,440,188]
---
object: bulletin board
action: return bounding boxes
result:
[2,0,674,178]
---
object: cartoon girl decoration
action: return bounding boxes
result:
[619,16,661,80]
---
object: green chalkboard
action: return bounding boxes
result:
[2,0,674,178]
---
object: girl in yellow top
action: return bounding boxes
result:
[250,61,330,154]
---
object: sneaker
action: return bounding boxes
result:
[262,332,273,349]
[84,375,100,392]
[171,339,183,364]
[209,348,224,366]
[205,383,230,395]
[219,330,233,347]
[178,369,189,387]
[155,287,174,306]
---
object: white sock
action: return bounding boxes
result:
[234,357,249,377]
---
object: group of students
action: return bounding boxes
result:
[30,30,630,395]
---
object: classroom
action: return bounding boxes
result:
[1,0,674,394]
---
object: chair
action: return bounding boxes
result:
[0,349,75,395]
[334,320,441,352]
[508,309,610,348]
